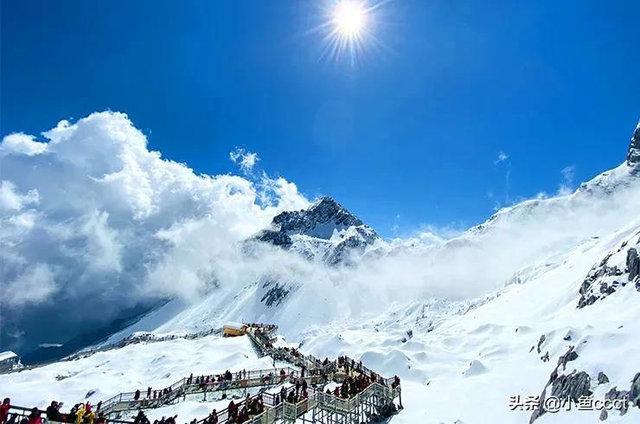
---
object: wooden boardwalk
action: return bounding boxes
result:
[97,324,402,423]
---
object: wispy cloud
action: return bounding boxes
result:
[492,151,512,205]
[493,151,509,165]
[558,165,576,195]
[229,148,260,174]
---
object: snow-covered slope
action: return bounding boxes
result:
[110,123,640,339]
[0,334,270,411]
[5,219,640,423]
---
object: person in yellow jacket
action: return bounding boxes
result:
[81,404,95,424]
[75,404,85,424]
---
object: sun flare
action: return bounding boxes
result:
[313,0,386,65]
[333,1,367,37]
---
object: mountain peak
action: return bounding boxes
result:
[252,195,379,263]
[311,196,340,209]
[627,121,640,166]
[272,196,364,239]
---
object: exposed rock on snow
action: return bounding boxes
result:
[551,371,592,402]
[605,386,631,415]
[598,371,610,385]
[530,346,587,423]
[260,280,290,307]
[557,346,579,371]
[536,334,546,354]
[626,122,640,167]
[577,235,640,308]
[630,373,640,407]
[627,248,639,282]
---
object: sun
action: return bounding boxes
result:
[333,1,367,37]
[313,0,386,65]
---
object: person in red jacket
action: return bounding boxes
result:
[27,408,41,424]
[0,399,10,424]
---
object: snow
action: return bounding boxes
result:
[0,351,17,362]
[0,334,272,411]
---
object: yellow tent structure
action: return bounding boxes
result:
[223,322,247,337]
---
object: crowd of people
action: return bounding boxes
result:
[131,366,283,405]
[135,410,177,424]
[132,386,176,402]
[243,324,277,333]
[0,398,108,424]
[225,394,265,424]
[336,356,401,390]
[331,374,374,399]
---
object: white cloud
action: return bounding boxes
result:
[0,133,48,156]
[493,151,509,165]
[0,111,308,350]
[0,181,39,212]
[3,264,58,307]
[230,148,260,174]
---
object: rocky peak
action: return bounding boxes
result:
[627,121,640,167]
[252,196,380,265]
[271,196,366,239]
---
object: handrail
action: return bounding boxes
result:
[34,323,400,423]
[99,364,310,414]
[7,405,135,424]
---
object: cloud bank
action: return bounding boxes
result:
[0,112,308,351]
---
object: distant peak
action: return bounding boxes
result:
[311,196,342,210]
[627,121,640,166]
[260,195,368,241]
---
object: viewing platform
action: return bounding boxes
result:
[9,323,402,424]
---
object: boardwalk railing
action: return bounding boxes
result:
[84,324,401,423]
[6,405,134,424]
[100,365,318,414]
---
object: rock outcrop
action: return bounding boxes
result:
[627,122,640,167]
[598,372,610,385]
[627,248,639,283]
[577,236,640,308]
[551,371,592,402]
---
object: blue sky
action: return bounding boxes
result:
[2,0,639,237]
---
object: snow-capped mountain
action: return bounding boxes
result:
[252,196,382,265]
[4,122,640,424]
